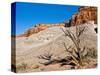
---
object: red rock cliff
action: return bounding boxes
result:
[69,6,97,26]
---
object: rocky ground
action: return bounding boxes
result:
[12,22,97,73]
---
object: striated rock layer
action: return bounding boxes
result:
[17,24,65,37]
[69,6,97,26]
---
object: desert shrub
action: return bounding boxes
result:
[16,62,28,72]
[61,26,88,67]
[32,64,39,69]
[86,47,97,58]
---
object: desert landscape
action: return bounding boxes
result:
[11,6,97,73]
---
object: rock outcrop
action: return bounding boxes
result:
[69,6,97,26]
[17,24,65,37]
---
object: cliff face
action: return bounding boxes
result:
[69,7,97,26]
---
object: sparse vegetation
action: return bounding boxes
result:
[86,47,97,58]
[32,64,39,69]
[61,25,97,68]
[37,25,97,69]
[37,52,74,67]
[16,62,28,72]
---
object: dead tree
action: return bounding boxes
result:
[37,52,72,66]
[61,25,87,67]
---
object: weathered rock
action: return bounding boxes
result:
[69,6,97,26]
[17,24,65,37]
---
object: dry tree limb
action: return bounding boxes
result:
[61,28,80,51]
[37,52,72,66]
[78,27,85,37]
[61,26,86,67]
[63,42,80,66]
[37,53,53,61]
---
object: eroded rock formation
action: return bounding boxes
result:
[69,6,97,26]
[17,24,65,37]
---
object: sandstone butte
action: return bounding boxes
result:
[16,6,97,37]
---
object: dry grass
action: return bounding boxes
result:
[16,62,28,72]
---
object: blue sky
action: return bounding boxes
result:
[13,2,80,35]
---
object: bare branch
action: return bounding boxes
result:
[61,26,87,67]
[37,53,53,60]
[61,28,69,36]
[61,28,79,50]
[63,42,72,53]
[63,42,79,65]
[78,27,85,37]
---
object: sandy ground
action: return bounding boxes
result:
[12,23,97,72]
